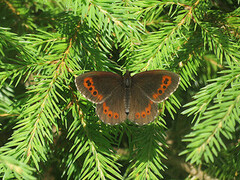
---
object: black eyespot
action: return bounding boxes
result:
[86,80,92,86]
[135,113,140,118]
[158,89,162,94]
[164,79,169,84]
[93,91,97,95]
[163,85,166,89]
[89,87,93,91]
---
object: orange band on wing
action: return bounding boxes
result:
[108,111,113,118]
[135,112,140,119]
[152,75,172,99]
[102,102,120,120]
[84,77,103,101]
[114,113,119,119]
[135,101,153,119]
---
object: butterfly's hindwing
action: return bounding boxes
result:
[128,85,158,125]
[96,84,126,125]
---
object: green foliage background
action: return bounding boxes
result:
[0,0,240,179]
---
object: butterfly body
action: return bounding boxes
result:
[75,70,180,125]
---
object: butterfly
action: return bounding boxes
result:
[75,70,180,125]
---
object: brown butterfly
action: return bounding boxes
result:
[75,70,180,125]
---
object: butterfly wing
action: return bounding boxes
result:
[96,86,127,125]
[75,71,123,103]
[75,71,126,124]
[128,85,158,125]
[128,70,180,125]
[131,70,180,103]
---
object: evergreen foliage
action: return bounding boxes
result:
[0,0,239,179]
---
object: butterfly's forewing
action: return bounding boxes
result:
[75,71,122,103]
[132,70,180,103]
[128,85,158,125]
[75,71,126,124]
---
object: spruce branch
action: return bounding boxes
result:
[127,122,167,179]
[181,64,240,164]
[0,154,35,180]
[1,0,239,179]
[66,104,122,179]
[0,30,74,172]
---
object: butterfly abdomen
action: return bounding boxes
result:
[124,71,131,115]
